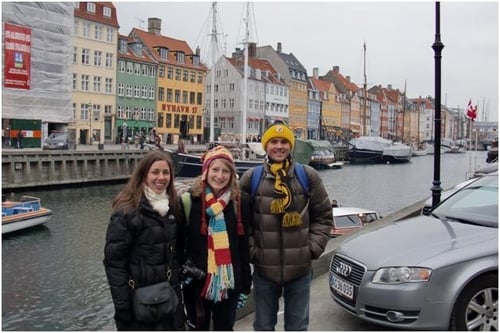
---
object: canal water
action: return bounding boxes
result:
[2,151,489,330]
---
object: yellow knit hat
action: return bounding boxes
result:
[261,121,295,150]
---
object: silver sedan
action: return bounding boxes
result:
[329,173,498,330]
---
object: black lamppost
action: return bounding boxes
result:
[88,102,93,145]
[431,1,444,207]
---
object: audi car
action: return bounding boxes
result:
[329,173,498,330]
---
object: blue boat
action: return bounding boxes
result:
[2,196,52,234]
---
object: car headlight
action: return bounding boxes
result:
[372,267,432,284]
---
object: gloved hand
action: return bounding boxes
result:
[182,276,193,286]
[236,293,248,309]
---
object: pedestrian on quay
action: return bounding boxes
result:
[179,145,252,331]
[239,121,333,331]
[103,151,185,331]
[16,130,23,149]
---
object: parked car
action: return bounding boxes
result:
[329,173,498,330]
[331,207,379,237]
[43,132,74,150]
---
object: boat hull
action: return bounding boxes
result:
[348,149,383,164]
[172,152,261,178]
[2,208,52,234]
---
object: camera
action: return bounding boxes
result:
[180,258,206,281]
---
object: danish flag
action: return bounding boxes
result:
[465,99,478,121]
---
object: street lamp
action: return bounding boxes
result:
[88,102,92,145]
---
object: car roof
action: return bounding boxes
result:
[333,207,378,217]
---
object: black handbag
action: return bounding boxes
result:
[132,280,179,322]
[129,221,179,323]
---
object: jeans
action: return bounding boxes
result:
[253,270,312,331]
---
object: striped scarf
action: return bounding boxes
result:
[268,160,303,228]
[200,187,234,303]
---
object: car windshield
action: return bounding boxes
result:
[335,215,363,228]
[46,133,67,142]
[432,174,498,228]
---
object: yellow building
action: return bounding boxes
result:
[131,18,207,144]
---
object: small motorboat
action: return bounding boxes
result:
[2,195,52,234]
[331,206,379,238]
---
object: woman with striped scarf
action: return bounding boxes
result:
[179,146,252,331]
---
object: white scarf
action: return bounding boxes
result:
[144,186,170,216]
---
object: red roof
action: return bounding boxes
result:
[74,2,119,28]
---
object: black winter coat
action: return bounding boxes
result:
[179,193,252,297]
[103,196,184,331]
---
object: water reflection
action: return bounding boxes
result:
[2,151,489,330]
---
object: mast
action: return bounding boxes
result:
[363,41,367,136]
[241,2,250,144]
[401,80,407,142]
[208,2,218,143]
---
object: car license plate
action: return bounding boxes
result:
[331,275,354,300]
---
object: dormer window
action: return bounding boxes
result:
[192,55,200,66]
[119,39,127,53]
[103,6,111,18]
[159,47,168,60]
[176,52,185,64]
[87,2,96,13]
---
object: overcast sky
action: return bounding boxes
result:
[114,1,498,122]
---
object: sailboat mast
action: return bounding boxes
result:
[401,80,407,142]
[208,2,218,143]
[363,41,367,136]
[241,2,250,144]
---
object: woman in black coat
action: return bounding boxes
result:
[103,151,184,331]
[179,146,252,331]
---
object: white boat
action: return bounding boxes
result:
[2,195,52,234]
[349,136,412,164]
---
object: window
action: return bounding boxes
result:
[197,73,203,84]
[167,89,173,102]
[105,105,112,115]
[167,67,173,79]
[141,86,148,99]
[176,52,185,63]
[148,108,155,121]
[183,70,188,82]
[87,2,96,13]
[127,62,133,73]
[214,84,218,92]
[222,99,226,108]
[196,116,202,129]
[193,55,200,66]
[105,53,113,68]
[142,64,148,76]
[104,77,113,94]
[118,60,126,72]
[190,71,196,83]
[166,113,172,128]
[190,92,195,104]
[106,27,114,43]
[230,99,235,108]
[159,66,165,78]
[149,87,154,99]
[82,22,90,38]
[159,47,168,59]
[134,63,141,75]
[175,69,181,81]
[81,75,89,91]
[182,91,188,104]
[158,87,165,101]
[197,92,202,105]
[94,50,102,66]
[81,48,90,65]
[158,113,164,128]
[126,84,132,97]
[175,90,180,103]
[149,66,156,77]
[93,76,101,92]
[229,83,235,91]
[117,105,124,119]
[80,103,90,121]
[118,83,124,96]
[119,39,127,53]
[73,47,78,63]
[72,73,77,89]
[224,69,228,77]
[134,85,140,98]
[103,6,112,17]
[95,24,102,40]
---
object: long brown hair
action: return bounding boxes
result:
[112,151,178,213]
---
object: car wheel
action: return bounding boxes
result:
[450,274,498,331]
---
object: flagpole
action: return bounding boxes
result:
[468,117,472,176]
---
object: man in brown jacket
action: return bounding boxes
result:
[239,121,333,331]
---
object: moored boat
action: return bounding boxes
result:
[2,195,52,234]
[349,136,411,164]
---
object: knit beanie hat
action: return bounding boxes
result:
[261,121,295,150]
[201,146,234,180]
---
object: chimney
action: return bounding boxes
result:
[277,42,282,53]
[333,66,339,73]
[248,42,256,58]
[388,84,392,89]
[346,76,351,82]
[195,46,200,56]
[148,17,162,35]
[313,67,319,80]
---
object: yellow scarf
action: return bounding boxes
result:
[268,161,302,228]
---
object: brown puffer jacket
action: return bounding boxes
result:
[239,162,333,284]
